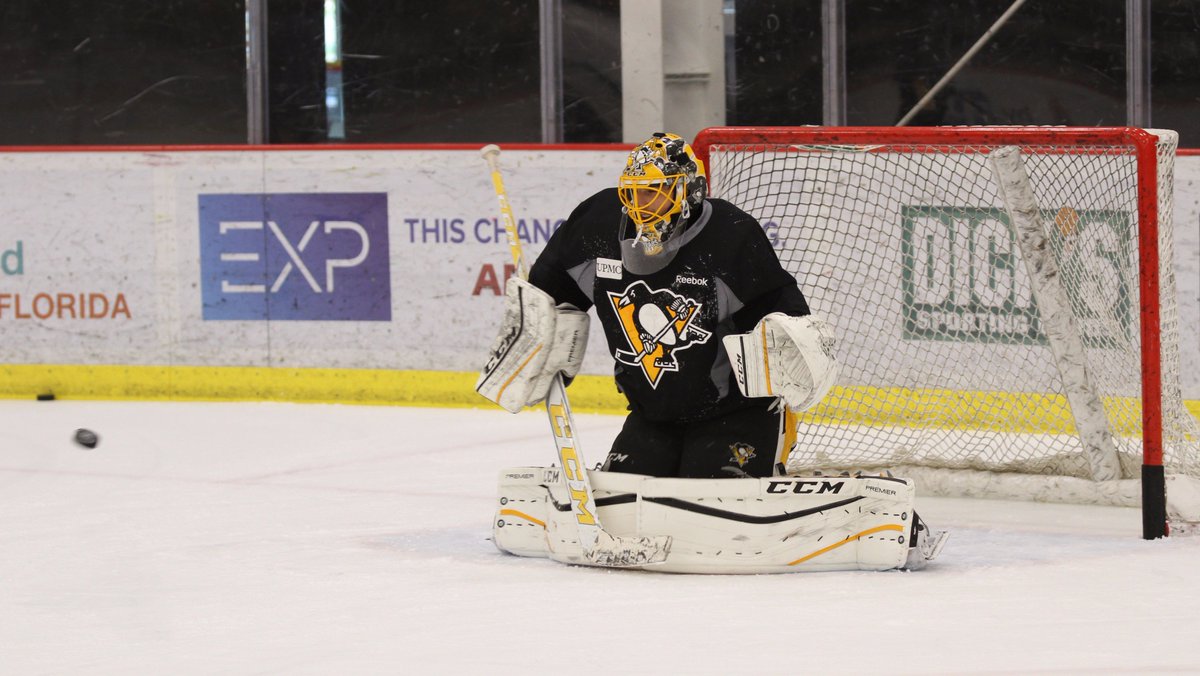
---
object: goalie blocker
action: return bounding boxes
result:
[494,468,947,573]
[476,278,589,413]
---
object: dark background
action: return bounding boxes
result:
[1,0,1195,146]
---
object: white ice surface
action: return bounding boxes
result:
[2,400,1199,675]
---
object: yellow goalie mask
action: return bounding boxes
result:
[618,132,707,255]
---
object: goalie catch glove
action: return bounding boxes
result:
[722,313,839,412]
[476,278,590,413]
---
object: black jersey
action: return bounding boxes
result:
[529,188,809,423]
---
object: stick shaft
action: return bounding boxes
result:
[480,145,601,552]
[481,147,528,279]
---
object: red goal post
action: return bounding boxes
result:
[693,126,1194,539]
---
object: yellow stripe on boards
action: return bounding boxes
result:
[0,365,626,412]
[800,386,1200,439]
[1,364,1196,439]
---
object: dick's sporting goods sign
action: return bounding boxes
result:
[900,205,1133,345]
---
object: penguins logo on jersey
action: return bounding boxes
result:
[607,280,711,388]
[729,443,757,467]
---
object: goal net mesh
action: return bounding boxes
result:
[703,129,1198,486]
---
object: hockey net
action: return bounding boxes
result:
[694,127,1200,532]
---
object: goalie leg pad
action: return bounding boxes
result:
[543,470,648,566]
[476,278,589,413]
[493,467,650,563]
[493,468,943,573]
[493,467,557,558]
[637,475,916,573]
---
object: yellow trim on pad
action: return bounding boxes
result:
[788,524,906,566]
[499,508,546,529]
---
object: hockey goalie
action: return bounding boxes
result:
[476,133,947,572]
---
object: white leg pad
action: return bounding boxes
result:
[494,468,933,573]
[638,475,913,573]
[493,467,558,558]
[493,467,650,564]
[544,470,648,566]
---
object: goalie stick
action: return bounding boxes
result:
[480,144,670,567]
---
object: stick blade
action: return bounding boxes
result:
[585,531,672,567]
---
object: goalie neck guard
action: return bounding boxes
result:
[618,132,707,256]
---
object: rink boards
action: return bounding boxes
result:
[0,145,1197,412]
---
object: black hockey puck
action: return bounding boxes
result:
[37,393,55,401]
[73,428,99,449]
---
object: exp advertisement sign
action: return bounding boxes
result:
[198,192,390,321]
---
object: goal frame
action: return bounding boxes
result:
[692,126,1167,539]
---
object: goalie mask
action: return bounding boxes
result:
[618,132,707,255]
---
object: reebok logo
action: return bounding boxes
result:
[674,274,708,287]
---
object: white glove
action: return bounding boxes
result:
[476,278,589,413]
[722,313,839,412]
